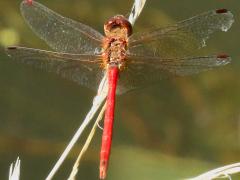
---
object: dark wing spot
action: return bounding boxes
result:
[7,46,17,50]
[217,54,229,59]
[216,9,228,14]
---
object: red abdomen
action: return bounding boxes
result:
[99,67,119,179]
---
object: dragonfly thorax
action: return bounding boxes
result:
[102,37,128,70]
[102,15,132,70]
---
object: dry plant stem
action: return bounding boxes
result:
[68,102,107,180]
[45,74,108,180]
[128,0,147,25]
[9,157,20,180]
[187,162,240,180]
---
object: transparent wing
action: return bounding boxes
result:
[20,0,104,54]
[117,54,231,94]
[6,46,104,91]
[128,9,234,58]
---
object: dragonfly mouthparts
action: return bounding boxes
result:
[104,15,132,37]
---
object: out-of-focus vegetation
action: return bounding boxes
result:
[0,0,239,179]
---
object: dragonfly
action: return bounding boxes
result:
[6,0,234,179]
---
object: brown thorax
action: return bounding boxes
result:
[102,15,132,70]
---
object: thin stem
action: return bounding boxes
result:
[45,74,108,180]
[128,0,147,25]
[68,103,107,180]
[187,162,240,180]
[8,157,21,180]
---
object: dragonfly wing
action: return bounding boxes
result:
[6,46,104,91]
[20,1,104,54]
[117,54,231,94]
[128,9,234,58]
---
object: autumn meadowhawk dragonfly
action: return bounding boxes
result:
[6,0,234,179]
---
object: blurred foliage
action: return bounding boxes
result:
[0,0,239,179]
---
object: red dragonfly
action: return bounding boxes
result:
[6,0,234,179]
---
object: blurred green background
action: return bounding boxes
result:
[0,0,239,179]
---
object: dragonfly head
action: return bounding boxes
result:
[104,15,132,38]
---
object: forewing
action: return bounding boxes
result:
[128,9,234,58]
[20,0,104,54]
[117,54,231,94]
[6,46,104,91]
